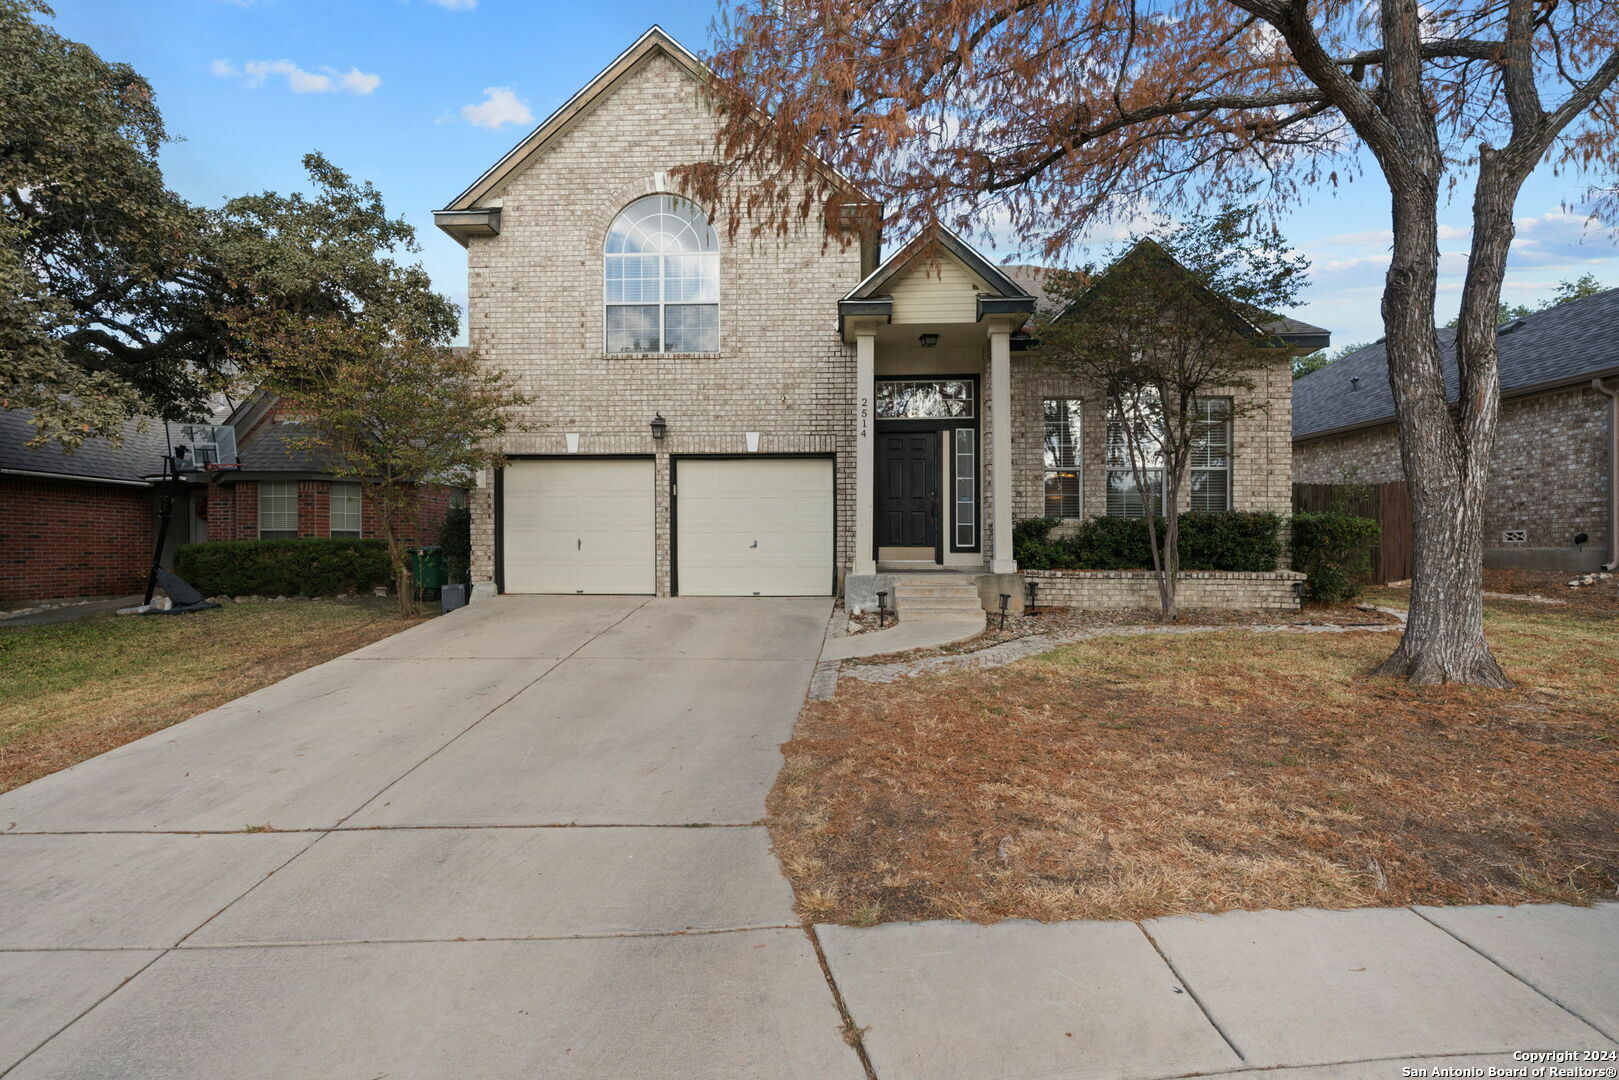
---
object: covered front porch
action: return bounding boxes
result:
[839,229,1037,601]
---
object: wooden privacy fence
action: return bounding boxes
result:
[1292,481,1414,585]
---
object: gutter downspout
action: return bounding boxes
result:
[1596,377,1619,572]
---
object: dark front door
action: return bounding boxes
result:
[876,431,940,550]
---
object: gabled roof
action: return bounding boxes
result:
[436,25,870,242]
[0,409,170,486]
[842,226,1035,304]
[837,226,1037,338]
[1293,286,1619,440]
[1050,239,1329,350]
[235,420,336,473]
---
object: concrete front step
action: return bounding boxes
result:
[898,596,985,613]
[895,584,981,599]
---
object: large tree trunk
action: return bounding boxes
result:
[1370,175,1509,687]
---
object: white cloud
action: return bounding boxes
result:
[459,87,534,130]
[213,58,382,95]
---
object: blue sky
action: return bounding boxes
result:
[50,0,1619,349]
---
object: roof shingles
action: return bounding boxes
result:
[0,410,170,485]
[1293,287,1619,440]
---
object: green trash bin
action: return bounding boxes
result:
[407,546,444,599]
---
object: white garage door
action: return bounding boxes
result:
[503,459,654,594]
[676,458,834,596]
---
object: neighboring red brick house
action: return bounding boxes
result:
[191,392,463,548]
[2,397,464,607]
[0,411,169,607]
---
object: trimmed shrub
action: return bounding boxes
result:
[1012,517,1066,570]
[1177,511,1284,572]
[1011,511,1283,572]
[175,538,391,598]
[437,506,472,585]
[1291,511,1380,602]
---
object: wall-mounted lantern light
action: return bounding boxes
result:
[650,413,667,441]
[918,333,940,349]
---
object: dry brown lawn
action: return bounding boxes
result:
[0,599,430,793]
[771,597,1619,926]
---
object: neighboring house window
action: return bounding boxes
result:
[258,481,298,539]
[329,482,362,538]
[1042,399,1082,518]
[604,194,719,353]
[1189,397,1233,512]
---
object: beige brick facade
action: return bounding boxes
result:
[1293,384,1609,557]
[460,50,861,596]
[453,35,1305,597]
[1009,357,1296,523]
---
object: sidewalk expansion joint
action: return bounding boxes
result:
[1405,905,1618,1043]
[804,924,880,1080]
[1134,920,1246,1063]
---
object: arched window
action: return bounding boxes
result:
[604,194,719,353]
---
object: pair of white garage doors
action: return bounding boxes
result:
[501,457,834,596]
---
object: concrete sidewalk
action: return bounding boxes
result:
[818,904,1618,1080]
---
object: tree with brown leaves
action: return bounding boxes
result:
[689,0,1619,687]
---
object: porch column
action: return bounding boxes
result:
[989,325,1017,574]
[852,331,877,576]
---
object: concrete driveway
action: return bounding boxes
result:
[0,596,865,1080]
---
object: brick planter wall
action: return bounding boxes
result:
[1021,568,1306,611]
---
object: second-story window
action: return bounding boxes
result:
[604,194,719,354]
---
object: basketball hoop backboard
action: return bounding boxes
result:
[167,422,238,468]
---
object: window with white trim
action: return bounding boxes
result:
[1189,397,1233,512]
[1105,393,1164,518]
[258,481,298,539]
[604,195,719,353]
[329,481,362,538]
[1042,399,1083,518]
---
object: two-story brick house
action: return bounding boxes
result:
[436,27,1326,603]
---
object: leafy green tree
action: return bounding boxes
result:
[0,0,202,446]
[256,329,523,617]
[3,3,464,451]
[1040,206,1308,621]
[229,160,520,615]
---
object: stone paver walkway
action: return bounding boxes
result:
[840,606,1409,683]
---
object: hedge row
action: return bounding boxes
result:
[1014,510,1381,602]
[174,538,392,597]
[1013,512,1285,572]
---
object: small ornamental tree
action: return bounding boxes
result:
[224,156,523,614]
[692,0,1619,686]
[1040,207,1308,620]
[257,325,523,615]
